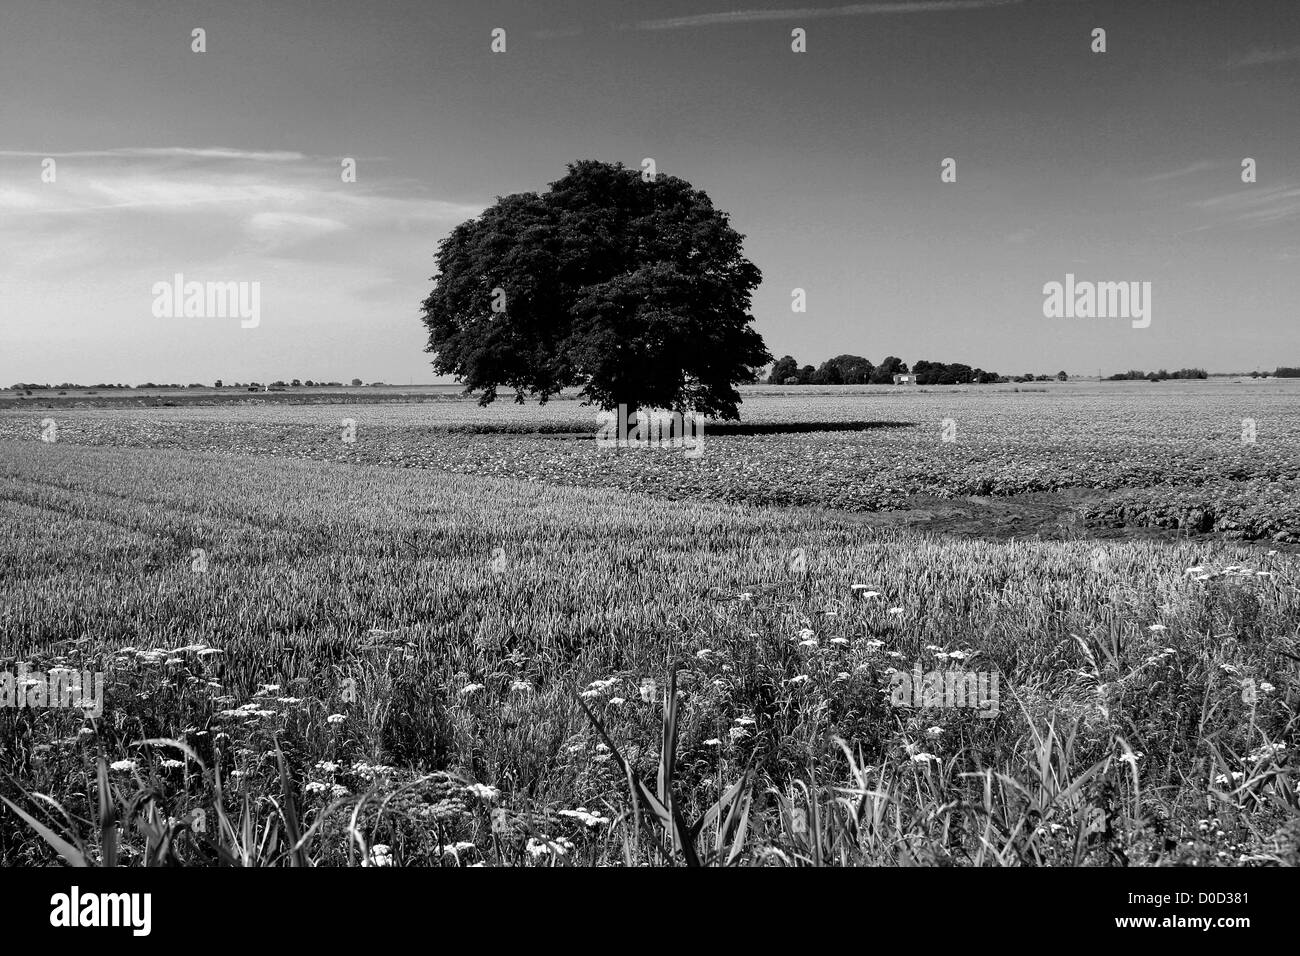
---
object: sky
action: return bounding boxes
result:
[1,0,1297,385]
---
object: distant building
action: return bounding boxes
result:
[893,373,917,385]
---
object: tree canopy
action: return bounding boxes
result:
[420,160,770,419]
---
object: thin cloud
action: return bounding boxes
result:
[0,148,479,221]
[0,147,306,161]
[1190,183,1300,230]
[0,146,484,280]
[622,0,1025,31]
[1221,46,1300,69]
[1143,160,1215,183]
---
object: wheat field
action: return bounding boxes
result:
[1,385,1296,866]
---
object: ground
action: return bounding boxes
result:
[0,381,1296,866]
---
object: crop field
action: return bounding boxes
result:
[4,380,1299,540]
[1,383,1298,867]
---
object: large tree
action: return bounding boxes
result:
[420,160,770,419]
[767,355,799,384]
[869,356,909,384]
[824,354,874,385]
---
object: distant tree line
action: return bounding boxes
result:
[1272,367,1300,378]
[9,382,136,390]
[764,355,1067,385]
[8,379,368,391]
[222,380,351,389]
[1105,368,1208,381]
[766,354,910,385]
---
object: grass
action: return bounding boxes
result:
[2,436,1297,866]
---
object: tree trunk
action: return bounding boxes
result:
[620,401,639,449]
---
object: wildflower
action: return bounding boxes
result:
[1259,682,1275,694]
[315,761,340,773]
[830,637,849,646]
[948,650,967,660]
[797,628,815,640]
[364,844,393,867]
[1148,624,1167,632]
[729,726,751,742]
[326,713,346,724]
[638,678,657,703]
[608,697,626,706]
[460,683,485,696]
[526,837,574,858]
[888,608,903,616]
[787,675,810,685]
[160,758,185,770]
[109,759,137,773]
[864,640,884,651]
[695,648,714,660]
[1215,772,1245,786]
[799,639,818,648]
[926,726,943,737]
[465,780,499,806]
[559,808,610,828]
[304,781,330,795]
[509,680,533,693]
[910,753,939,764]
[738,592,753,602]
[1247,742,1287,763]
